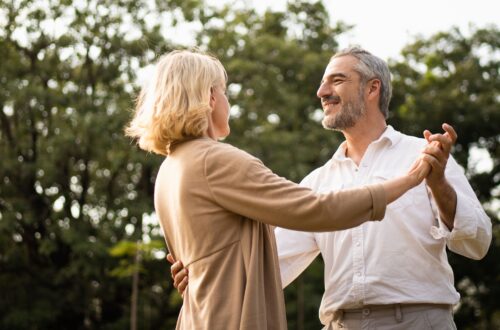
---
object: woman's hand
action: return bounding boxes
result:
[406,154,432,188]
[382,157,430,205]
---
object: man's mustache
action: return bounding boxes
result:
[321,95,341,104]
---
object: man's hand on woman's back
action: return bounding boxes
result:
[167,253,188,297]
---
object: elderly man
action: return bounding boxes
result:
[170,47,492,329]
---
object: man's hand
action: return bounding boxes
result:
[167,253,188,297]
[420,123,458,230]
[421,123,457,189]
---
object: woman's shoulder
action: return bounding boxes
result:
[204,140,258,165]
[171,138,256,163]
[202,141,267,185]
[172,138,258,167]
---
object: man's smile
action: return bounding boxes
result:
[322,95,341,112]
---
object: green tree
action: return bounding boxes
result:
[0,0,184,328]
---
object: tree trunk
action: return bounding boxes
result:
[131,241,141,330]
[297,276,304,330]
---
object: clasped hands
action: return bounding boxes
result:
[411,123,457,189]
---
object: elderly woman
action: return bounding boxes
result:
[126,50,429,329]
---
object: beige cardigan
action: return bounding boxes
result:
[154,138,386,330]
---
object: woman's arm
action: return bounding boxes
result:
[204,144,430,232]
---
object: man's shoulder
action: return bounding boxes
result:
[390,129,427,150]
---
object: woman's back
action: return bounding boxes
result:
[155,137,287,329]
[155,138,243,264]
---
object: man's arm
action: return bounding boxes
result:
[421,123,458,230]
[422,124,492,259]
[274,228,320,288]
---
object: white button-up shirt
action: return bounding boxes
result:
[275,126,492,326]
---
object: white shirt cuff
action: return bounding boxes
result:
[430,192,477,240]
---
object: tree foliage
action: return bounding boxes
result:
[0,0,176,328]
[0,0,498,329]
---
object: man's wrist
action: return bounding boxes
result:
[427,177,457,230]
[426,176,449,193]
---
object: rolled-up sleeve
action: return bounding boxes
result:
[429,156,492,260]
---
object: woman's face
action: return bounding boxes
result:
[209,84,231,139]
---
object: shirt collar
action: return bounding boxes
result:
[331,125,402,162]
[331,141,349,162]
[374,125,402,148]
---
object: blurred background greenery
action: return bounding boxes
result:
[0,0,498,329]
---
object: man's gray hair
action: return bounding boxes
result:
[331,47,392,118]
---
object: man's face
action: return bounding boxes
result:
[317,56,366,131]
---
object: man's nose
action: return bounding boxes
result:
[317,82,330,99]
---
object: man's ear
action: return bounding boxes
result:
[367,79,381,99]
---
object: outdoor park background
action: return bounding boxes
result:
[0,0,499,329]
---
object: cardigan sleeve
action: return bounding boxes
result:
[204,143,386,232]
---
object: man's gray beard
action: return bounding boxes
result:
[322,97,365,131]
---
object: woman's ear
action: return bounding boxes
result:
[206,97,216,139]
[209,87,216,109]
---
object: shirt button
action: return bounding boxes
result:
[355,242,361,247]
[356,272,361,277]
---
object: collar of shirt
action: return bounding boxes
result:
[331,125,403,164]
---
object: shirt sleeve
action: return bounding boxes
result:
[429,155,492,260]
[204,143,387,232]
[274,227,320,288]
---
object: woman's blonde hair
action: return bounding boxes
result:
[125,50,227,155]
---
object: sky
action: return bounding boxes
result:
[214,0,500,60]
